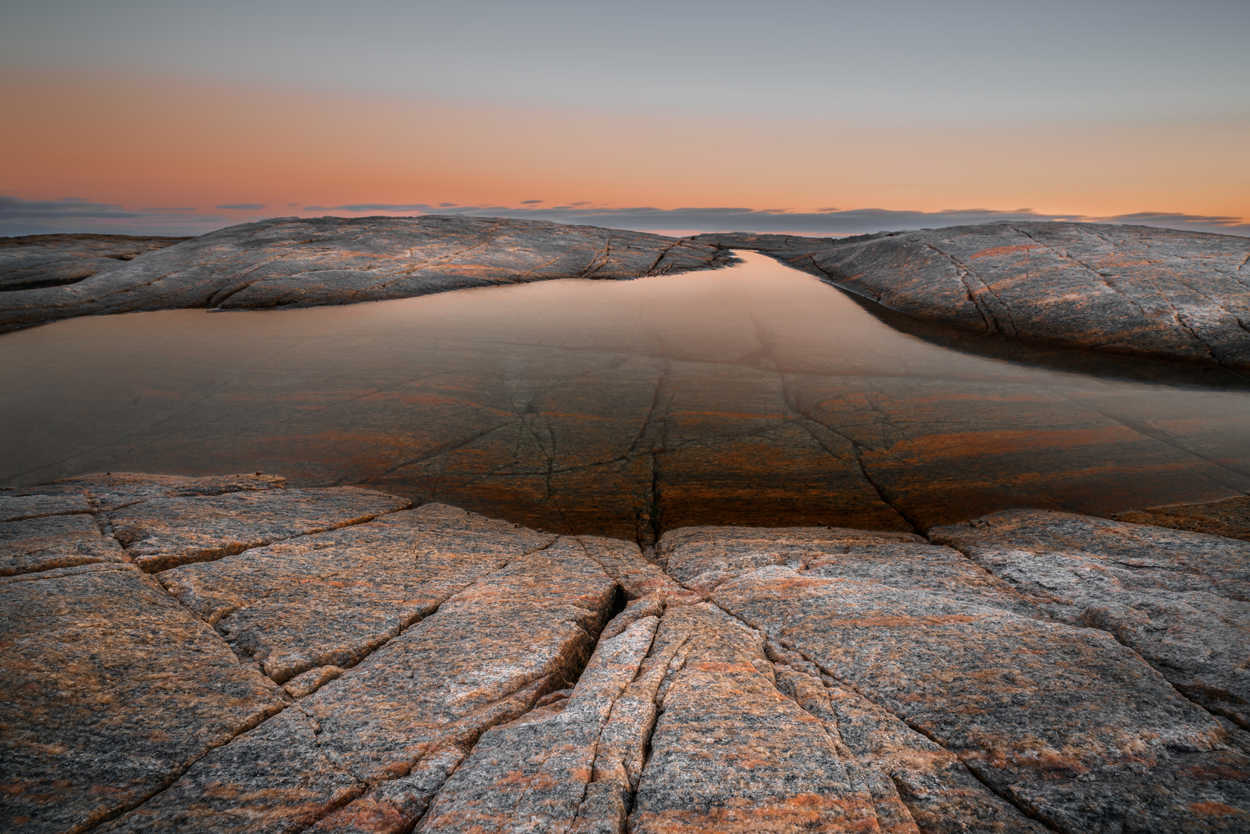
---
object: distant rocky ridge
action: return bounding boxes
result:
[698,222,1250,371]
[3,218,1248,375]
[0,234,189,291]
[3,472,1249,833]
[0,216,734,333]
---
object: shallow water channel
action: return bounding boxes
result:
[3,251,1249,542]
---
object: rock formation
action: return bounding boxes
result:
[0,234,188,291]
[0,217,733,332]
[3,473,1249,833]
[700,222,1250,371]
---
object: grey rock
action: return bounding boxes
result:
[932,509,1250,728]
[0,563,284,834]
[701,222,1250,370]
[107,486,411,572]
[0,216,735,332]
[0,512,124,576]
[0,234,187,291]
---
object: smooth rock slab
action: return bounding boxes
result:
[0,216,734,332]
[0,234,187,291]
[7,472,286,513]
[107,486,411,571]
[712,564,1250,832]
[106,543,620,833]
[160,503,556,682]
[0,563,284,834]
[0,513,124,576]
[933,509,1250,728]
[705,222,1250,370]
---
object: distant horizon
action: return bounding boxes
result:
[4,1,1247,241]
[3,197,1248,240]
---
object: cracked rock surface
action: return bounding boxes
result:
[701,222,1250,370]
[0,235,188,292]
[3,473,1249,833]
[0,217,734,332]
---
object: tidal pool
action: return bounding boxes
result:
[3,251,1248,543]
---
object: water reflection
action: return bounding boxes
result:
[2,251,1248,543]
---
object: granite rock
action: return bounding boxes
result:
[932,509,1250,728]
[702,222,1250,370]
[0,216,735,332]
[159,503,556,682]
[0,563,284,834]
[107,486,411,571]
[106,542,620,833]
[0,512,125,576]
[702,561,1250,832]
[0,234,187,291]
[7,474,1250,833]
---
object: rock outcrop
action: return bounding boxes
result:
[0,234,188,291]
[0,217,734,332]
[700,222,1250,371]
[3,472,1249,833]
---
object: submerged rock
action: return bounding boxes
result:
[3,472,1249,833]
[0,216,734,332]
[702,222,1250,370]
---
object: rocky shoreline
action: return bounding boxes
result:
[3,218,1249,375]
[3,473,1249,833]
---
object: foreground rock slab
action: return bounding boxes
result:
[702,222,1250,370]
[0,216,734,332]
[933,509,1250,729]
[5,471,1250,833]
[0,563,284,834]
[107,486,411,572]
[663,524,1250,833]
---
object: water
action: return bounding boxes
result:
[3,251,1248,543]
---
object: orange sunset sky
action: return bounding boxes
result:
[3,0,1248,238]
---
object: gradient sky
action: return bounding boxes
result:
[2,0,1248,237]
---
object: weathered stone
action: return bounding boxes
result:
[0,234,187,291]
[932,509,1250,728]
[767,642,1042,834]
[1116,494,1250,542]
[0,513,124,576]
[414,613,658,833]
[105,542,619,832]
[0,563,284,834]
[701,222,1250,370]
[629,603,885,833]
[709,563,1250,832]
[659,525,1040,618]
[0,216,734,332]
[576,535,700,604]
[160,503,555,682]
[0,491,93,523]
[108,486,411,571]
[13,471,285,513]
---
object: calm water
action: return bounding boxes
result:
[3,251,1248,543]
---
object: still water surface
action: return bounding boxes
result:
[3,252,1248,542]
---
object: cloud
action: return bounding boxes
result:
[519,199,544,205]
[214,203,265,210]
[0,196,230,237]
[308,202,1250,238]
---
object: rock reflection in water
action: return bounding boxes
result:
[2,251,1248,544]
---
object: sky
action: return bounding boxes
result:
[2,0,1248,238]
